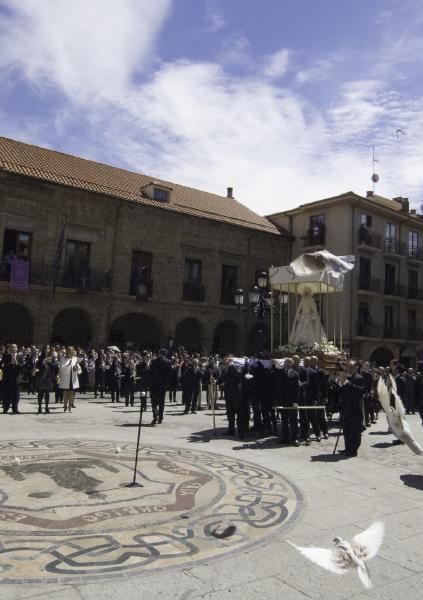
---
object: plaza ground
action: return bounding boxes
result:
[1,390,423,600]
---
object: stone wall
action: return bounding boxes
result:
[0,172,288,353]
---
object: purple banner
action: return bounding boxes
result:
[10,260,29,290]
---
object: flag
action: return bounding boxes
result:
[52,222,66,296]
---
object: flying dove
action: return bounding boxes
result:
[377,376,423,455]
[13,456,21,465]
[288,521,384,589]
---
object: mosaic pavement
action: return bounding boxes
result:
[0,440,303,584]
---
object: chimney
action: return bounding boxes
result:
[393,196,409,212]
[226,187,233,198]
[366,191,374,197]
[410,209,417,215]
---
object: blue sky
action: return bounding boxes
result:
[1,0,423,214]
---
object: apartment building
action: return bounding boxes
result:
[268,191,423,366]
[0,137,288,353]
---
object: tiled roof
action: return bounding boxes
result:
[0,136,280,235]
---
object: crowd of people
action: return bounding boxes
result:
[1,341,423,458]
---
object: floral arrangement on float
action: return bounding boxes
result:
[276,341,347,363]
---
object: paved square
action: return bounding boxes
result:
[1,392,423,599]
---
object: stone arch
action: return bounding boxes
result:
[0,302,34,345]
[247,322,270,354]
[51,308,93,347]
[109,312,163,351]
[369,346,395,367]
[175,318,203,353]
[212,320,240,354]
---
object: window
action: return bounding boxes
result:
[408,230,419,257]
[359,257,371,288]
[384,264,396,293]
[385,223,397,252]
[2,229,31,260]
[384,305,394,335]
[408,309,417,335]
[308,215,325,244]
[129,251,152,300]
[408,269,418,299]
[221,265,237,305]
[358,302,371,335]
[153,187,170,202]
[63,240,90,288]
[183,259,204,301]
[360,214,372,228]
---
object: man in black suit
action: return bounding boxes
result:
[338,361,364,457]
[1,343,23,414]
[279,357,300,446]
[149,349,172,425]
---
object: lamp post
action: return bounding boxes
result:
[235,271,276,352]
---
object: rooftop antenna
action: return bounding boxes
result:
[371,146,379,192]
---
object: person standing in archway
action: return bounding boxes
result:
[58,346,81,413]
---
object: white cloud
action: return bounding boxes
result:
[205,0,225,32]
[2,0,423,216]
[0,0,172,103]
[263,48,289,79]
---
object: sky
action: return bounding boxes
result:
[1,0,423,215]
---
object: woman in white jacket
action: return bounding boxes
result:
[58,346,81,413]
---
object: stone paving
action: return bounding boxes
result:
[1,391,423,599]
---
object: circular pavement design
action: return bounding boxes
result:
[0,440,303,584]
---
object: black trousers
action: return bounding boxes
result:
[38,391,50,410]
[280,406,299,441]
[184,388,197,412]
[343,416,362,454]
[110,380,121,402]
[2,385,20,413]
[151,387,166,420]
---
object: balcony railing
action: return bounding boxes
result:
[358,227,381,249]
[407,328,423,341]
[384,282,404,296]
[407,287,423,301]
[407,247,423,261]
[0,261,112,291]
[301,231,325,247]
[383,238,407,255]
[356,322,382,337]
[357,276,381,293]
[183,282,205,302]
[383,327,405,339]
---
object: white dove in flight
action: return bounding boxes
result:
[377,376,423,455]
[288,521,384,589]
[13,456,21,465]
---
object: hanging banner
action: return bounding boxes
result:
[10,260,29,290]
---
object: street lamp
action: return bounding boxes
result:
[235,272,277,351]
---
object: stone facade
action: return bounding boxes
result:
[0,171,288,353]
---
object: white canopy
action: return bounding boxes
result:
[269,250,355,295]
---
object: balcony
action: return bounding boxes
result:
[183,282,205,302]
[384,282,404,297]
[356,322,382,337]
[383,327,405,340]
[407,287,423,301]
[384,238,406,256]
[357,276,381,293]
[407,328,423,341]
[358,227,381,249]
[0,261,112,291]
[407,247,423,262]
[301,230,325,248]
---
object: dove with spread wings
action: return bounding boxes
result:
[288,521,384,589]
[377,375,423,455]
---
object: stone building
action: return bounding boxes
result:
[0,137,288,353]
[268,191,423,366]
